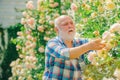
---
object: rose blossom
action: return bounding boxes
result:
[104,42,113,51]
[27,75,33,80]
[62,10,66,14]
[102,31,115,41]
[37,0,43,4]
[49,3,55,8]
[49,0,54,3]
[102,77,115,80]
[38,47,45,53]
[87,51,97,62]
[97,49,108,58]
[19,54,25,58]
[89,0,93,3]
[54,13,60,18]
[26,1,34,9]
[25,40,31,46]
[16,45,21,50]
[84,4,91,10]
[17,31,23,36]
[49,20,54,26]
[30,43,36,48]
[104,39,117,51]
[71,3,78,11]
[39,19,45,24]
[46,31,51,35]
[44,37,50,41]
[37,26,44,32]
[26,30,32,35]
[10,61,16,67]
[91,12,97,18]
[27,35,33,40]
[109,23,120,34]
[98,5,104,13]
[21,18,26,25]
[22,11,28,17]
[54,2,59,7]
[105,1,116,10]
[27,18,35,26]
[93,30,100,36]
[113,68,120,79]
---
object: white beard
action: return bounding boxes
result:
[59,30,75,41]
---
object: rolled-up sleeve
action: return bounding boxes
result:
[46,41,70,60]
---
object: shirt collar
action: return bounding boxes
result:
[56,36,76,47]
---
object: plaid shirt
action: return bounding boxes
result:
[43,36,88,80]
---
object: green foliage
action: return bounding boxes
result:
[1,23,22,80]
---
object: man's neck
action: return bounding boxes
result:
[64,40,73,48]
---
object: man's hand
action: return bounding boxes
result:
[87,39,106,50]
[70,38,106,59]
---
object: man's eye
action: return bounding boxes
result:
[70,22,73,24]
[63,23,68,25]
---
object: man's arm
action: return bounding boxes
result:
[69,39,105,59]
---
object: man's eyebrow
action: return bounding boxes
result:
[60,21,66,24]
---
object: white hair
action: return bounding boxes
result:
[54,15,71,28]
[54,17,59,28]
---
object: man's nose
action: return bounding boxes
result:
[68,23,73,28]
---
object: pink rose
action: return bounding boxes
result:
[26,30,32,35]
[49,3,54,8]
[22,11,28,17]
[102,31,115,41]
[71,3,78,11]
[37,26,44,32]
[49,20,54,26]
[21,18,26,25]
[44,37,50,41]
[37,0,43,4]
[87,51,97,62]
[38,47,45,53]
[25,40,31,46]
[109,23,120,34]
[30,43,36,48]
[27,18,35,25]
[27,35,33,40]
[16,45,21,50]
[19,54,25,58]
[17,31,23,36]
[26,1,34,9]
[54,2,59,7]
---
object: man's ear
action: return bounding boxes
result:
[54,27,58,34]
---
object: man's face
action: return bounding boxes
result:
[57,16,76,41]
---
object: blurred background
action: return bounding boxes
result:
[0,0,120,80]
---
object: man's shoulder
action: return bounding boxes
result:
[48,37,58,42]
[46,37,60,48]
[47,37,60,45]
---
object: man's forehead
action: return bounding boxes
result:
[57,16,72,24]
[58,15,71,20]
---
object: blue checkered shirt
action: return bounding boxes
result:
[43,36,88,80]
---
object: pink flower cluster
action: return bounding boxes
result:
[26,1,34,10]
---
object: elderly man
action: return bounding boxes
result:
[43,15,105,80]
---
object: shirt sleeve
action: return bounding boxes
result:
[45,41,70,60]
